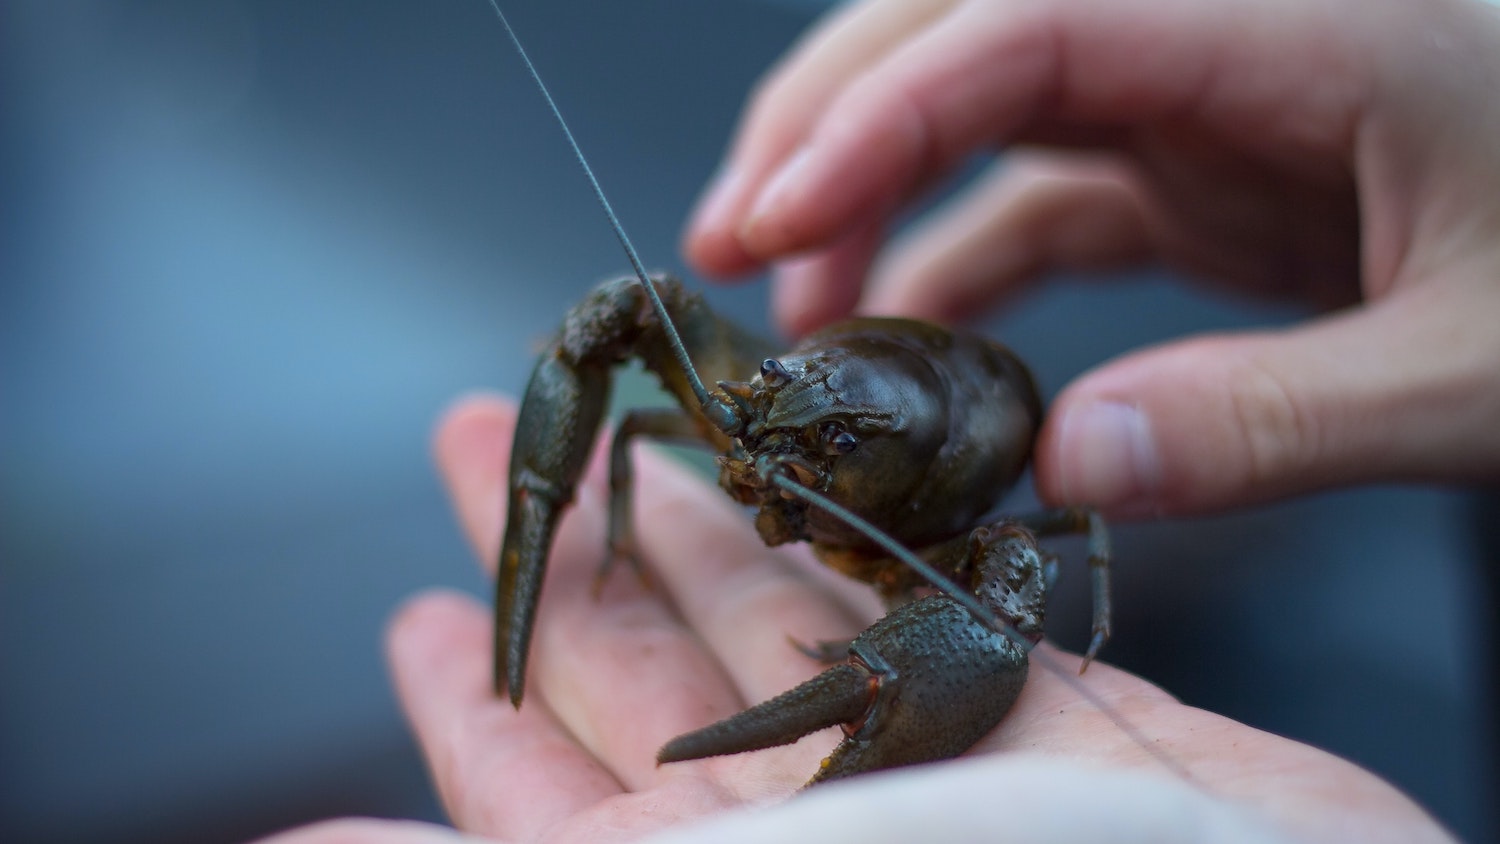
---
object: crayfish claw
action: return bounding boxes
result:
[657,663,873,765]
[1081,627,1109,673]
[661,594,1032,786]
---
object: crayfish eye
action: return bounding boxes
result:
[819,422,859,455]
[759,358,792,387]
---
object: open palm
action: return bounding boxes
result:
[265,393,1450,844]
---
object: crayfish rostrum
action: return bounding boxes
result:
[487,4,1112,787]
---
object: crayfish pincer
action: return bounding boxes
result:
[495,274,1113,785]
[485,4,1112,787]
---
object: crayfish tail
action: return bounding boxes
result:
[657,662,874,764]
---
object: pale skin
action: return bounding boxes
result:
[261,395,1453,844]
[260,0,1498,840]
[684,0,1500,519]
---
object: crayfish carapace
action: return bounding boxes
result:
[488,4,1113,786]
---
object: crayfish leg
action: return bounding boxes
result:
[657,663,874,766]
[659,594,1031,786]
[597,407,711,597]
[1012,506,1112,670]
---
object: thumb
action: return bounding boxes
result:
[1034,284,1500,517]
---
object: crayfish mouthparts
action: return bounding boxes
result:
[757,454,823,495]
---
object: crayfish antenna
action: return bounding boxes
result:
[764,474,1033,655]
[485,0,743,439]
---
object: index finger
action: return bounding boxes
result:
[684,0,956,278]
[687,0,1370,301]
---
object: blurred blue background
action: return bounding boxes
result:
[1,1,1494,842]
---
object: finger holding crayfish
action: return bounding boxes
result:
[436,395,1162,798]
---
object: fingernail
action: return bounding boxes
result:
[743,147,813,248]
[1057,401,1161,507]
[771,255,824,335]
[772,253,822,290]
[689,164,746,240]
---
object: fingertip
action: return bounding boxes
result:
[432,392,516,478]
[386,589,490,678]
[253,818,473,844]
[770,258,822,337]
[1036,396,1163,518]
[1036,328,1358,518]
[770,219,884,336]
[682,229,765,280]
[385,590,496,769]
[735,103,913,264]
[1037,338,1260,518]
[683,166,768,279]
[433,393,518,563]
[687,0,948,273]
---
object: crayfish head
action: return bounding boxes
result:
[716,343,954,551]
[716,320,1041,555]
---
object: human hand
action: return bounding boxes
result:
[259,394,1451,844]
[682,0,1500,518]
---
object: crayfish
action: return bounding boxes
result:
[488,4,1113,786]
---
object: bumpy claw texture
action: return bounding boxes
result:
[655,523,1063,786]
[658,592,1030,785]
[816,596,1030,783]
[495,276,773,706]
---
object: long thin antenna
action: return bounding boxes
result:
[768,474,1022,650]
[484,1,719,417]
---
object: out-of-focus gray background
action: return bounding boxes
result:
[2,1,1494,842]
